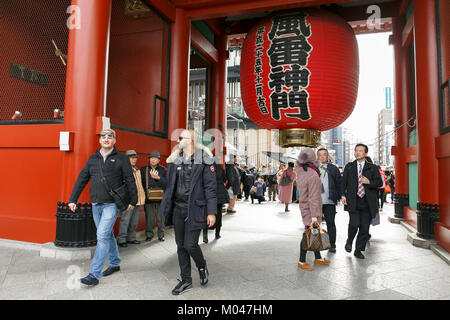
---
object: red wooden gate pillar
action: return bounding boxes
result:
[392,17,410,218]
[211,32,228,159]
[168,8,191,148]
[413,0,440,238]
[61,0,112,202]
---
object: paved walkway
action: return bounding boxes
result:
[0,199,449,300]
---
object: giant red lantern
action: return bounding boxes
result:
[240,9,359,147]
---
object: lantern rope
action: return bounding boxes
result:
[354,114,416,146]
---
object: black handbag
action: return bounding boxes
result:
[98,159,130,212]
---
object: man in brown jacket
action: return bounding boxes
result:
[117,150,146,247]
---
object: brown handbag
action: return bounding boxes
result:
[301,223,331,251]
[146,166,164,201]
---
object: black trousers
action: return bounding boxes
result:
[322,204,337,248]
[299,245,321,262]
[251,195,265,203]
[173,206,206,283]
[347,197,372,252]
[243,185,251,200]
[377,189,385,208]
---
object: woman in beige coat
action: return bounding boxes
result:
[295,148,331,271]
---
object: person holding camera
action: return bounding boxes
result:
[141,150,167,242]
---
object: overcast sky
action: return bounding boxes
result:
[342,32,394,147]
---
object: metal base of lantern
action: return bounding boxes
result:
[279,129,321,148]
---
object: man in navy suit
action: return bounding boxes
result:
[341,144,382,259]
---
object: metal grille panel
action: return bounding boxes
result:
[0,0,70,122]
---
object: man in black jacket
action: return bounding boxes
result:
[341,144,382,259]
[68,129,138,285]
[159,130,216,295]
[242,165,256,201]
[317,148,342,253]
[141,150,167,242]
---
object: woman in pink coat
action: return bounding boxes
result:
[295,148,331,271]
[278,162,297,212]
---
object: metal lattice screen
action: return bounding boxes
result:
[0,0,70,122]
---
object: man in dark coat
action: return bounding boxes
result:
[68,129,138,286]
[159,130,216,295]
[242,165,256,201]
[141,150,167,242]
[317,148,342,253]
[341,144,382,259]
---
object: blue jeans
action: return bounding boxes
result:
[91,203,121,280]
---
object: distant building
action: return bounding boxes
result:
[321,126,345,167]
[377,108,394,167]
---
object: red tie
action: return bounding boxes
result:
[357,163,365,198]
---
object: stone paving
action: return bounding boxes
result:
[0,198,449,300]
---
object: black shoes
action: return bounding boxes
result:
[199,266,209,286]
[226,210,236,214]
[172,279,193,295]
[80,273,99,286]
[354,251,365,259]
[215,234,221,240]
[145,237,153,242]
[345,242,352,253]
[367,234,372,241]
[118,242,128,248]
[127,240,141,245]
[158,237,165,242]
[329,246,336,253]
[203,235,208,244]
[102,265,121,277]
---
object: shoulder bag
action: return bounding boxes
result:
[98,159,130,212]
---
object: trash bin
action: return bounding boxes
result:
[416,202,439,239]
[54,202,97,247]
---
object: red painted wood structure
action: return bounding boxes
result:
[0,0,448,253]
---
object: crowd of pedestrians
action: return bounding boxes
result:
[66,128,392,293]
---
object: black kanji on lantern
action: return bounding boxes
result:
[270,91,288,120]
[270,90,311,121]
[285,90,311,120]
[268,66,285,92]
[285,64,310,91]
[267,36,312,68]
[254,26,268,115]
[266,12,313,122]
[268,12,311,40]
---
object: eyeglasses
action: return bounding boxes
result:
[100,132,115,138]
[178,136,191,141]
